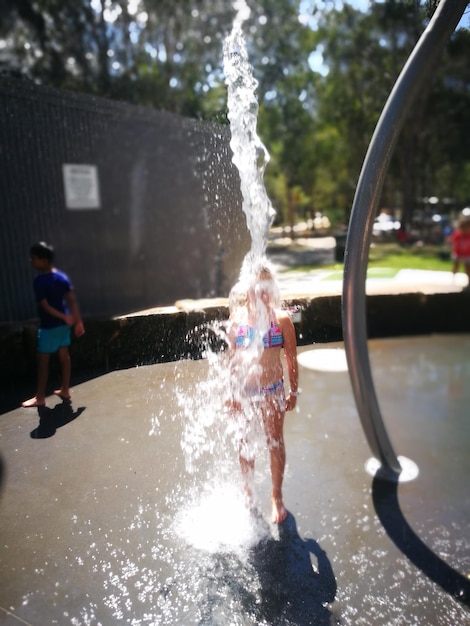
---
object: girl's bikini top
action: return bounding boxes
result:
[235,321,284,349]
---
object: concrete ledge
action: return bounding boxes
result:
[1,291,470,390]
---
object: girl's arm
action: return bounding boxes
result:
[280,312,299,411]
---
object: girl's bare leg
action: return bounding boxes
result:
[239,450,255,509]
[233,401,256,509]
[263,398,287,523]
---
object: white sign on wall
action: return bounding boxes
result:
[62,164,101,210]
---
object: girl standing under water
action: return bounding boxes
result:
[226,262,299,524]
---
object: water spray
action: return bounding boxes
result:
[223,0,276,270]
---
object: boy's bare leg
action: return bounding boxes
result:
[22,353,50,407]
[54,346,72,399]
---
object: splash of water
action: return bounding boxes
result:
[174,481,269,556]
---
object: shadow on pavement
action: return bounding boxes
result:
[0,366,105,416]
[372,476,470,607]
[248,512,337,625]
[30,400,86,439]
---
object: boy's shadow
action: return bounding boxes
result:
[249,511,337,625]
[31,400,86,439]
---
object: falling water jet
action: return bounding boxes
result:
[222,0,282,382]
[173,1,284,550]
[223,0,276,272]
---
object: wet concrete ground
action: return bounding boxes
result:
[0,334,469,625]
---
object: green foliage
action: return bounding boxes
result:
[0,0,235,117]
[0,0,469,223]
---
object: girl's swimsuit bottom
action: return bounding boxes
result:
[243,379,284,398]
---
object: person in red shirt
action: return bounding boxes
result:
[450,215,470,287]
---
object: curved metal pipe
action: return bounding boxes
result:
[342,0,467,478]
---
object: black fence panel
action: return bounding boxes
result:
[0,78,248,322]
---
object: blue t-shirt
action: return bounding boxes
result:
[34,270,72,329]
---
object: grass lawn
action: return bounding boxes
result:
[367,242,451,271]
[321,266,399,281]
[287,243,453,274]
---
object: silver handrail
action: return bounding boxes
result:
[342,0,468,479]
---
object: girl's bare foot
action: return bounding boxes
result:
[54,389,71,400]
[271,496,287,524]
[21,396,45,408]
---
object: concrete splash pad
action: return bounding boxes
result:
[0,334,469,625]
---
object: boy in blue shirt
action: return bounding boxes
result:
[22,241,85,408]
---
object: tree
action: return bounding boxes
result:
[0,0,234,117]
[412,27,470,210]
[241,0,320,227]
[299,1,470,225]
[1,0,469,226]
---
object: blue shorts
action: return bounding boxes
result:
[37,326,71,353]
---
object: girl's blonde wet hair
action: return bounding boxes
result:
[229,257,281,314]
[252,261,280,309]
